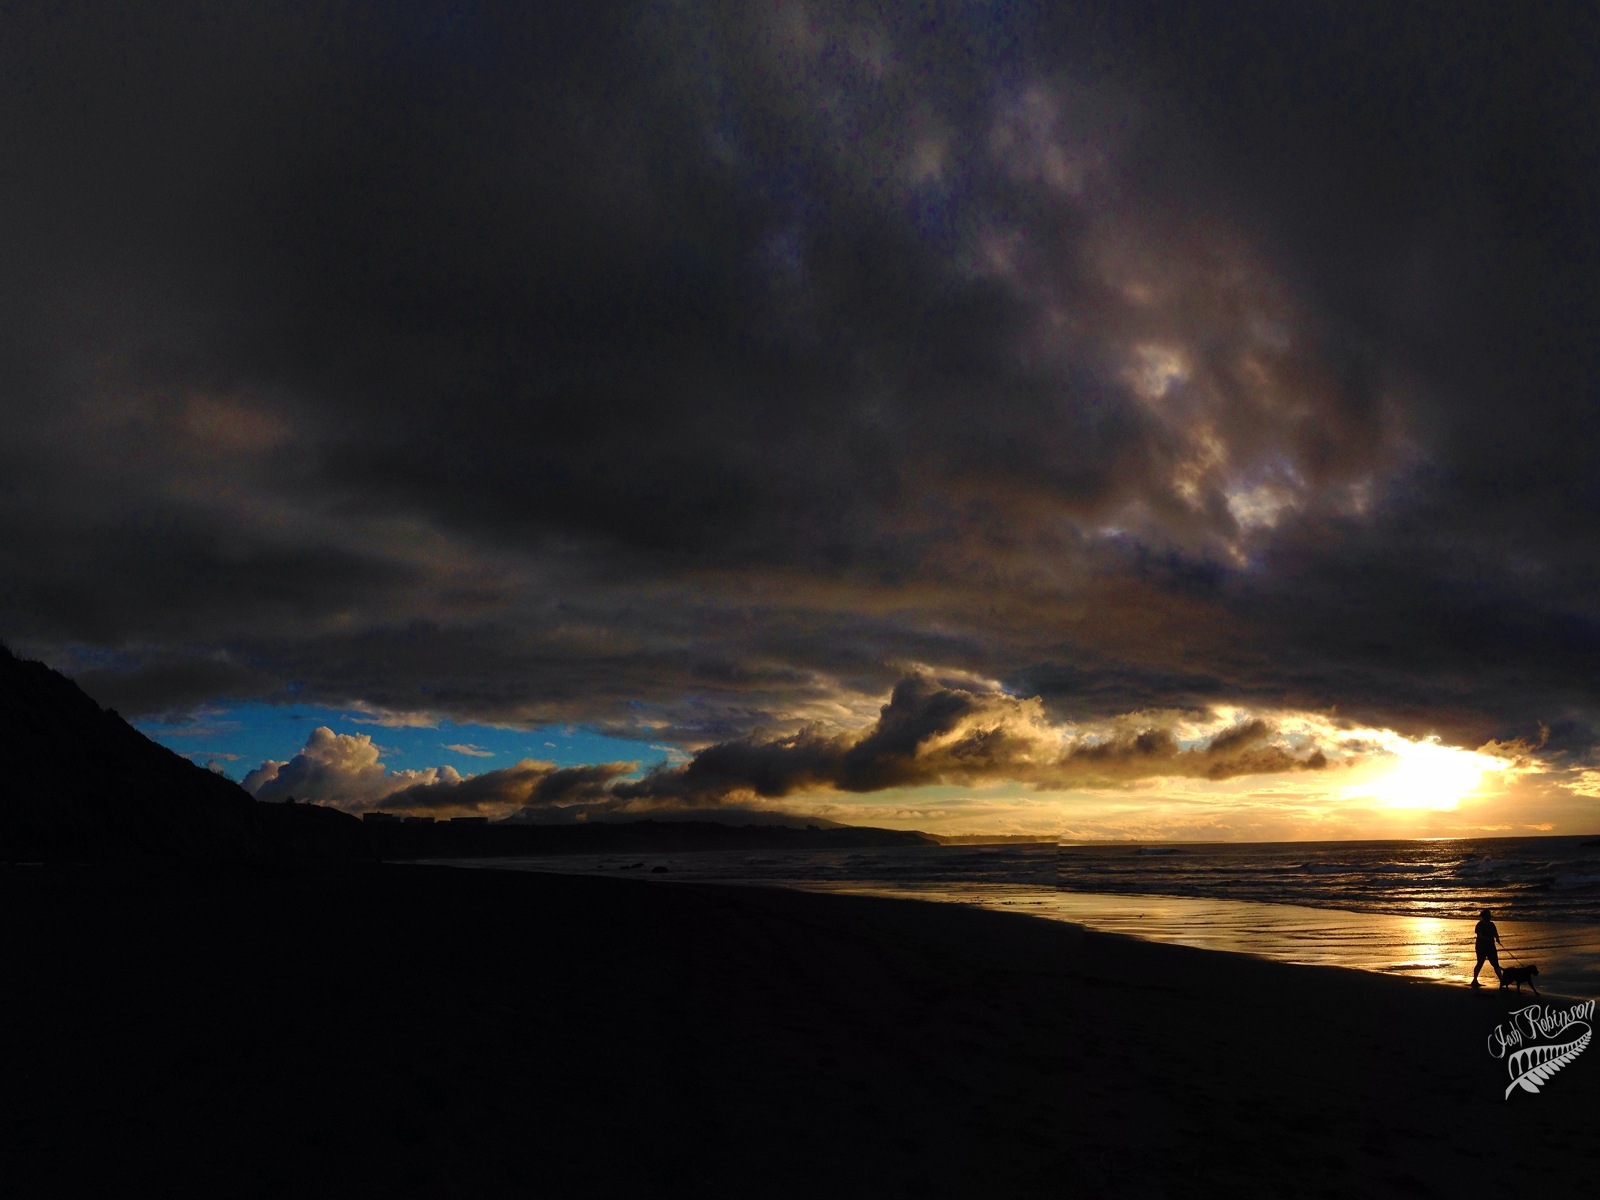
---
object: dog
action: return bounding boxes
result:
[1500,964,1540,994]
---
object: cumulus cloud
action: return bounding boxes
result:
[240,725,644,819]
[242,727,461,810]
[614,673,1329,805]
[242,676,1349,819]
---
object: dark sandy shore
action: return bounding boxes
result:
[2,862,1596,1198]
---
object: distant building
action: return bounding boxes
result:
[402,815,435,825]
[448,816,489,825]
[361,812,400,823]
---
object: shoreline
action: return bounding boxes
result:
[832,883,1600,999]
[431,853,1600,997]
[4,861,1598,1195]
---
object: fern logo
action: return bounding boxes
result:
[1487,1000,1594,1099]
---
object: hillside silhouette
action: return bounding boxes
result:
[0,643,368,862]
[366,815,936,859]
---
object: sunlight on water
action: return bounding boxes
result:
[442,836,1600,996]
[1400,915,1453,976]
[792,883,1600,995]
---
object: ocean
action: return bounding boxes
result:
[439,833,1600,996]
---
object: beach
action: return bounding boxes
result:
[449,836,1600,993]
[3,862,1597,1197]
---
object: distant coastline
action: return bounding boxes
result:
[361,816,938,860]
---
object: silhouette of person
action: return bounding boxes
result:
[1471,908,1502,987]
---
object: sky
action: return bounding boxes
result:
[4,1,1600,839]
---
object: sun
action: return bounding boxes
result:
[1343,736,1507,811]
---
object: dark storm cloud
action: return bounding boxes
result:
[5,1,1600,775]
[382,760,637,816]
[612,673,1326,806]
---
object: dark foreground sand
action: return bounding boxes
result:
[2,863,1596,1198]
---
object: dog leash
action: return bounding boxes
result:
[1498,937,1529,969]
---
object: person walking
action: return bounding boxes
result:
[1471,908,1502,987]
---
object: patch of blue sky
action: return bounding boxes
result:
[136,702,672,783]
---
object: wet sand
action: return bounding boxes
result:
[457,846,1600,993]
[803,884,1600,994]
[2,862,1597,1197]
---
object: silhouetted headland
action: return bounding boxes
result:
[0,643,948,864]
[0,643,368,863]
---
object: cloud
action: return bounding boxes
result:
[383,761,638,819]
[240,725,643,819]
[242,727,460,810]
[614,673,1329,806]
[442,743,495,758]
[238,674,1589,838]
[5,1,1600,805]
[237,677,1338,817]
[350,709,443,729]
[310,672,1356,816]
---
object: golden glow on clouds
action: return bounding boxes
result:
[770,709,1564,841]
[1339,735,1512,812]
[1568,770,1600,798]
[1225,479,1299,530]
[1125,343,1189,401]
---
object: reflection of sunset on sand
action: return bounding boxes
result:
[478,834,1600,995]
[777,886,1600,994]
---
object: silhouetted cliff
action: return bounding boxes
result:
[0,643,369,862]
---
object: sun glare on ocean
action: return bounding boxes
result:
[1343,736,1509,811]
